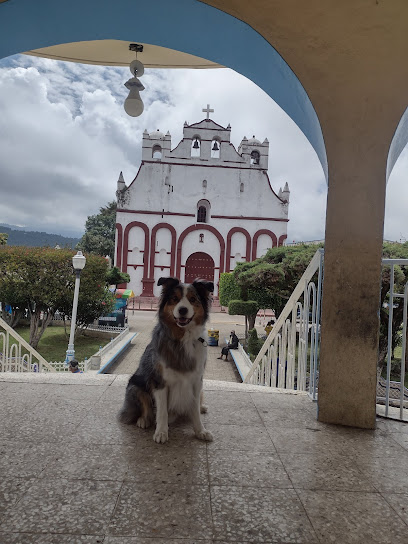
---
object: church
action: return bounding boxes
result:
[114,107,290,297]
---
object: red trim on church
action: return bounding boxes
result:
[225,227,251,272]
[252,229,278,260]
[278,234,287,246]
[149,223,177,279]
[115,223,123,270]
[122,222,152,295]
[212,214,288,222]
[176,225,225,279]
[117,208,195,218]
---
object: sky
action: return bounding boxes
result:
[0,53,406,242]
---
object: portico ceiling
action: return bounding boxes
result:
[24,40,223,69]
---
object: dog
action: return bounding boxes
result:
[118,277,214,444]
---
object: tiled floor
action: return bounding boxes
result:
[1,373,408,543]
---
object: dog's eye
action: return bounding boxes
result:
[171,296,179,303]
[189,296,197,303]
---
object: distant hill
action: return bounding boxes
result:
[0,225,81,249]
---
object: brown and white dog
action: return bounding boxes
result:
[118,277,214,444]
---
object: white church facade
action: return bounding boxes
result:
[115,110,290,297]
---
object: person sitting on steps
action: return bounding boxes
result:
[217,330,239,361]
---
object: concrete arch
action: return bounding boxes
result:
[122,221,150,288]
[387,106,408,182]
[176,224,225,278]
[0,0,327,179]
[225,227,251,272]
[252,229,277,261]
[149,222,177,278]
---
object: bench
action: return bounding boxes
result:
[224,337,253,382]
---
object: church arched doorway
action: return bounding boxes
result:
[184,252,215,284]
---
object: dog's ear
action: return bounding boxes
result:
[193,278,214,296]
[158,277,180,289]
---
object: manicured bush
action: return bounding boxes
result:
[218,272,241,307]
[228,300,258,316]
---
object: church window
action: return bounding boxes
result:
[197,206,207,223]
[250,150,260,165]
[191,137,201,157]
[202,179,207,191]
[152,145,162,159]
[211,139,220,158]
[240,182,244,192]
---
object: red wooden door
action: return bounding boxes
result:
[184,252,215,283]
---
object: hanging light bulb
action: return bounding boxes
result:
[124,58,145,117]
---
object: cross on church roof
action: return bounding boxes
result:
[202,104,214,119]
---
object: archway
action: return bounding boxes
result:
[185,252,215,284]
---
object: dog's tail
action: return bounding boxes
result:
[118,375,153,425]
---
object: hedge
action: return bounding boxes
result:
[228,300,258,316]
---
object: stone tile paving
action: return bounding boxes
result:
[2,373,408,542]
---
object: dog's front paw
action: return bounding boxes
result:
[195,429,213,442]
[200,404,208,414]
[136,417,149,429]
[153,429,169,444]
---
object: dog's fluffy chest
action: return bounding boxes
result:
[161,333,206,414]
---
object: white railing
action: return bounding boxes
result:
[87,324,125,333]
[94,326,130,359]
[0,316,56,373]
[379,259,408,421]
[244,249,324,400]
[46,360,90,372]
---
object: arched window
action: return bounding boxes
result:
[152,145,162,159]
[250,150,260,165]
[191,137,201,157]
[211,139,220,158]
[197,206,207,223]
[197,199,211,223]
[240,182,244,192]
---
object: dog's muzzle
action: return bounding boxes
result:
[175,316,193,327]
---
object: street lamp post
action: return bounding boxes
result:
[65,251,86,362]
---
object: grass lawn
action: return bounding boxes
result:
[14,326,111,362]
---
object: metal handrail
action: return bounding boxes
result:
[0,316,56,372]
[244,248,324,388]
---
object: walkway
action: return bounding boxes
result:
[1,372,408,543]
[109,310,265,383]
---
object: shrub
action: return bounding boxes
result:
[247,328,264,357]
[228,300,258,316]
[219,273,241,307]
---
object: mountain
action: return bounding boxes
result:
[0,225,80,249]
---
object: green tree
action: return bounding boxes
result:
[77,201,117,260]
[0,233,8,245]
[106,266,130,287]
[233,244,324,319]
[219,271,276,334]
[378,242,408,370]
[0,247,73,347]
[57,254,116,335]
[0,247,115,349]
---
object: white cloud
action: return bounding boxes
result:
[4,52,387,243]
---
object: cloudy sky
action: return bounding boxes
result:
[0,53,406,242]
